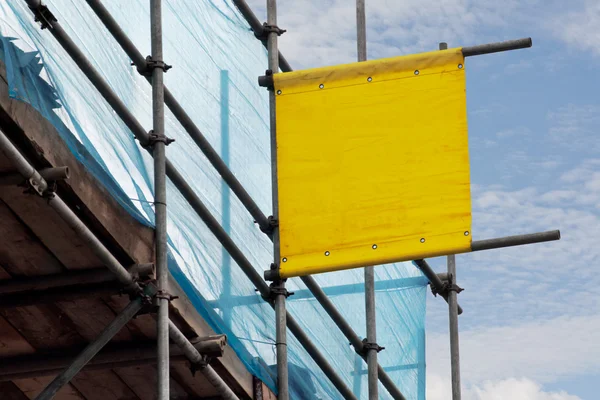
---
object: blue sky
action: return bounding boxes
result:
[249,0,600,398]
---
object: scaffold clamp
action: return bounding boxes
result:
[29,3,57,30]
[431,273,464,297]
[361,338,385,353]
[155,290,179,302]
[258,69,274,90]
[259,215,278,234]
[143,130,175,148]
[189,355,209,376]
[262,276,294,302]
[255,22,286,40]
[135,56,172,76]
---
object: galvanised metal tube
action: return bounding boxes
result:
[169,322,239,400]
[84,0,271,233]
[49,200,139,292]
[356,1,378,398]
[365,267,378,400]
[462,38,532,57]
[34,298,144,400]
[0,167,68,186]
[413,259,463,315]
[201,365,240,400]
[356,0,367,62]
[150,0,170,398]
[230,0,292,72]
[0,130,47,193]
[38,166,70,181]
[274,282,288,399]
[24,0,41,8]
[168,321,205,364]
[0,127,137,290]
[471,230,560,252]
[447,255,461,400]
[265,0,289,397]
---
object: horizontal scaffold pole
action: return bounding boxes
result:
[462,38,532,57]
[471,230,560,252]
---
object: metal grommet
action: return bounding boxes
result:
[367,77,372,82]
[276,89,282,95]
[414,70,420,75]
[464,231,470,236]
[458,64,463,69]
[282,257,287,262]
[319,83,324,89]
[324,251,330,256]
[420,238,426,243]
[372,244,377,249]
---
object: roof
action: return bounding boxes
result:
[0,56,265,400]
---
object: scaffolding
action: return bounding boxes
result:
[0,0,561,399]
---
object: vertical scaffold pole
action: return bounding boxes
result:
[151,0,169,398]
[357,0,367,62]
[439,40,462,400]
[357,1,378,399]
[447,254,462,400]
[265,0,288,398]
[438,40,462,400]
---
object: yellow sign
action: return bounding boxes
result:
[273,48,472,278]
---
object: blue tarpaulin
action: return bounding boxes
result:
[0,1,426,398]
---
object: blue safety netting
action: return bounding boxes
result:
[0,1,426,398]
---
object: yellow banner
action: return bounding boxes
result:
[273,48,472,278]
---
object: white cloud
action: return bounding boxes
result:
[428,375,581,400]
[246,0,539,69]
[460,183,600,323]
[560,159,600,183]
[427,315,600,385]
[551,1,600,57]
[423,156,600,399]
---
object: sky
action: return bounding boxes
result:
[245,0,600,399]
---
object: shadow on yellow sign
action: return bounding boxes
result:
[273,48,472,278]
